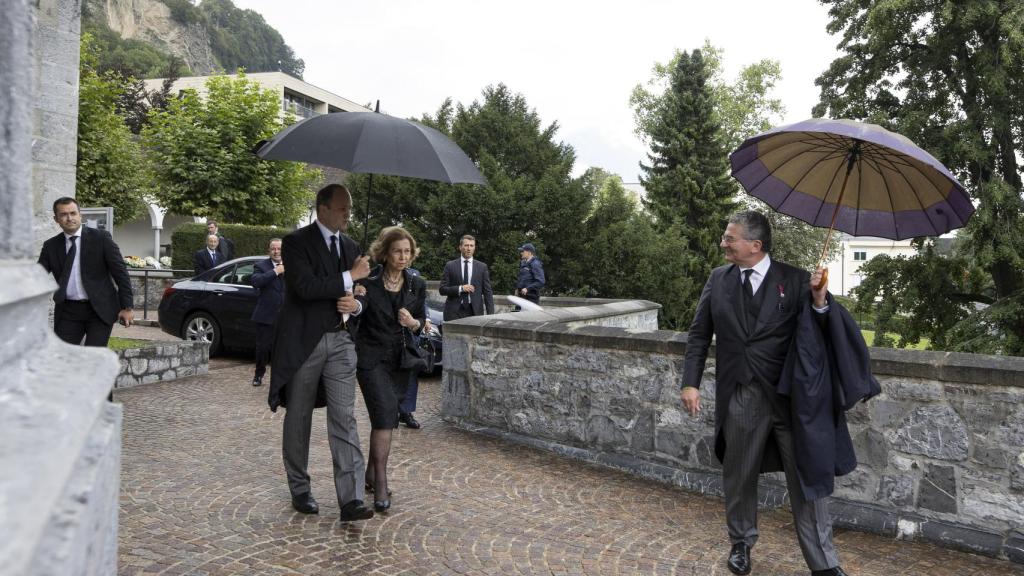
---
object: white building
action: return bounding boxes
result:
[824,234,918,296]
[112,72,367,262]
[142,71,370,120]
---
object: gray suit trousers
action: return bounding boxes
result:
[282,330,365,506]
[723,380,839,571]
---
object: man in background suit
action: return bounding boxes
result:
[37,196,134,348]
[268,184,374,522]
[439,235,494,321]
[206,219,235,261]
[193,235,222,275]
[680,211,848,576]
[250,238,285,387]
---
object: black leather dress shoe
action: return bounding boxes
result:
[811,567,849,576]
[252,376,262,387]
[373,498,391,513]
[339,499,374,521]
[399,412,421,429]
[291,492,319,514]
[727,542,751,575]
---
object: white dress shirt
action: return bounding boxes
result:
[737,255,771,295]
[314,220,361,317]
[458,257,474,294]
[64,228,87,300]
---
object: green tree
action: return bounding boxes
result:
[347,86,592,297]
[76,34,148,223]
[815,0,1024,354]
[566,173,698,328]
[142,72,319,225]
[630,48,737,321]
[200,0,305,78]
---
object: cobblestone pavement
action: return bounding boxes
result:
[118,361,1023,575]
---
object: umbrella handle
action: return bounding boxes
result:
[814,268,829,291]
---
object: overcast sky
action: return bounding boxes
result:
[230,0,842,182]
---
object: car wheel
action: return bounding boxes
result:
[182,311,222,356]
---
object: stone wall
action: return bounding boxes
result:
[441,303,1024,564]
[1,1,124,574]
[115,341,210,389]
[128,270,188,309]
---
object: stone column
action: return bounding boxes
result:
[0,0,123,574]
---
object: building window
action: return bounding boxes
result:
[283,92,320,119]
[853,251,867,261]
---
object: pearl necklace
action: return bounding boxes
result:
[383,271,403,291]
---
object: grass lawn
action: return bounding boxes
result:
[107,337,152,351]
[861,330,930,350]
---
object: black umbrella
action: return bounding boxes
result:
[254,107,486,246]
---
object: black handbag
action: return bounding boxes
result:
[399,327,429,372]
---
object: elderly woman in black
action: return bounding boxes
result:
[351,226,426,512]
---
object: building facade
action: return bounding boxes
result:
[114,72,367,262]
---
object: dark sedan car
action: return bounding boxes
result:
[159,257,443,372]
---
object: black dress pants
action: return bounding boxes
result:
[254,323,274,378]
[55,300,114,346]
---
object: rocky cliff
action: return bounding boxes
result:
[90,0,218,75]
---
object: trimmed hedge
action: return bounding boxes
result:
[170,223,289,271]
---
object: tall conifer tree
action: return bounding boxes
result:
[637,49,737,320]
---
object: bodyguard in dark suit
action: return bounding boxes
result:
[37,197,134,347]
[206,219,235,261]
[680,211,849,576]
[249,238,285,387]
[193,235,223,275]
[268,184,375,522]
[439,234,494,321]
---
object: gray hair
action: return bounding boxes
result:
[728,210,772,253]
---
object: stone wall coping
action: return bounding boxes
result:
[423,280,624,308]
[444,300,683,353]
[444,299,1024,388]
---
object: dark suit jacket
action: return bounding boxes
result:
[250,258,285,326]
[193,249,221,275]
[355,268,426,370]
[439,258,494,320]
[268,223,363,412]
[37,226,133,326]
[682,258,812,467]
[216,234,235,261]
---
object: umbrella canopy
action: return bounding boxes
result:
[729,118,974,240]
[254,111,486,185]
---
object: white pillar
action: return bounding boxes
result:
[148,201,166,260]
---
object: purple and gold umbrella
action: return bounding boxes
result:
[730,118,975,284]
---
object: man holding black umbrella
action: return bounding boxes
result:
[680,211,849,576]
[268,183,374,522]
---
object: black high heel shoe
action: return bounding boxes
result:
[365,482,393,496]
[373,499,391,512]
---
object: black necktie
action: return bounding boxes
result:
[463,259,470,303]
[56,236,77,302]
[741,269,755,331]
[330,235,340,273]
